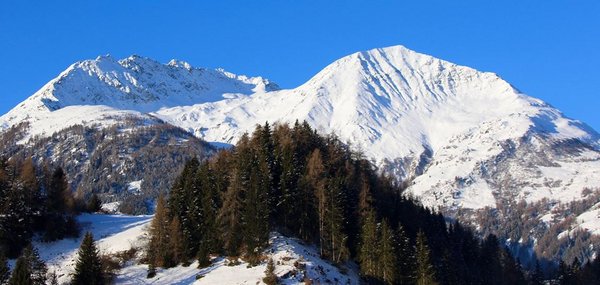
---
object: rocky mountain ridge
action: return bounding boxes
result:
[2,45,599,263]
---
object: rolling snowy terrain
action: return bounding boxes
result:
[2,45,600,264]
[35,213,358,285]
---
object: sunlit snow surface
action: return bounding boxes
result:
[4,45,600,255]
[35,214,152,284]
[34,214,358,285]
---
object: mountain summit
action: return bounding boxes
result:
[2,45,600,263]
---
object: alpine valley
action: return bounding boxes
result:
[2,45,600,278]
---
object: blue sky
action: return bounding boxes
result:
[1,1,599,129]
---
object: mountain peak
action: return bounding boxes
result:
[167,59,193,70]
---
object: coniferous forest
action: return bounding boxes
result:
[148,121,600,285]
[0,157,81,259]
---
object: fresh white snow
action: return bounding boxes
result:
[4,44,600,263]
[35,214,152,284]
[33,214,358,285]
[127,180,143,195]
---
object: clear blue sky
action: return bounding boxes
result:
[1,1,599,129]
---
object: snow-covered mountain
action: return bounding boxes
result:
[0,54,277,142]
[2,45,600,263]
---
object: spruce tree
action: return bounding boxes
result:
[324,177,350,264]
[19,157,42,231]
[415,230,438,285]
[243,158,270,264]
[480,234,502,284]
[169,158,198,261]
[358,210,379,280]
[218,134,252,258]
[379,219,398,285]
[396,224,415,284]
[72,232,104,285]
[197,162,219,266]
[87,194,102,213]
[1,181,33,257]
[275,135,299,233]
[44,167,76,241]
[9,256,31,285]
[218,166,244,257]
[307,149,327,257]
[9,244,47,285]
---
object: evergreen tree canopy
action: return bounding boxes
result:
[415,230,438,285]
[9,244,47,285]
[148,121,527,284]
[72,232,104,285]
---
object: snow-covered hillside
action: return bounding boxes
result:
[150,46,600,210]
[0,54,277,140]
[36,214,358,285]
[3,45,600,262]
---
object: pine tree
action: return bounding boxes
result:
[9,256,31,285]
[87,194,102,213]
[44,167,76,241]
[262,258,278,285]
[72,232,104,285]
[379,219,398,285]
[253,123,276,216]
[480,234,503,285]
[325,177,350,264]
[307,149,327,257]
[498,248,526,285]
[396,224,415,284]
[358,210,379,280]
[19,157,42,230]
[168,158,198,261]
[415,230,438,285]
[168,216,184,265]
[275,134,299,233]
[9,244,47,285]
[1,181,33,257]
[0,251,9,284]
[220,133,270,261]
[243,156,270,264]
[218,166,244,257]
[147,194,173,268]
[47,167,72,214]
[168,158,199,221]
[197,162,220,266]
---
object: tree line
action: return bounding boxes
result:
[0,156,95,259]
[147,121,533,284]
[0,231,107,285]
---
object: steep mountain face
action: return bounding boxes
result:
[0,116,214,214]
[0,54,277,141]
[2,45,600,263]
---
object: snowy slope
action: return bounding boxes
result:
[151,46,600,208]
[4,45,600,262]
[0,54,278,137]
[35,214,152,284]
[34,214,358,285]
[117,233,359,285]
[154,46,598,169]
